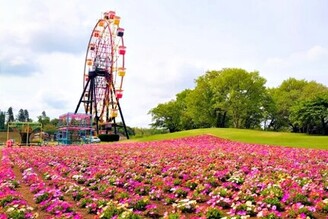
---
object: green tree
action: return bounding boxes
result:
[149,100,181,132]
[290,95,328,135]
[209,68,267,128]
[7,107,14,123]
[17,109,26,122]
[37,111,50,127]
[23,109,31,122]
[270,78,328,132]
[43,123,57,135]
[261,89,277,130]
[185,71,220,128]
[175,89,196,130]
[149,89,196,132]
[50,118,59,127]
[0,110,5,130]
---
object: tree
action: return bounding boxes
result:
[149,100,182,132]
[175,89,196,130]
[43,123,57,135]
[262,88,280,130]
[270,78,328,132]
[290,95,328,135]
[151,68,268,130]
[37,111,50,127]
[24,109,31,122]
[7,107,14,123]
[50,118,59,127]
[186,71,221,128]
[209,68,267,128]
[17,109,26,122]
[0,110,5,130]
[149,89,197,132]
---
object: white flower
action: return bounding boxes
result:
[6,207,14,212]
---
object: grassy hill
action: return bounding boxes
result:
[132,128,328,150]
[2,128,327,150]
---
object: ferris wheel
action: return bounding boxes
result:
[75,11,129,138]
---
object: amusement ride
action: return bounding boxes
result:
[75,11,129,138]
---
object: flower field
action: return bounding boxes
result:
[1,135,328,219]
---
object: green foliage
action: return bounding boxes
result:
[150,68,269,130]
[7,107,14,123]
[35,192,49,204]
[205,207,225,219]
[186,71,220,128]
[129,198,149,211]
[263,197,283,210]
[6,210,26,219]
[260,186,283,199]
[149,89,196,132]
[167,213,180,219]
[43,123,57,135]
[78,198,93,208]
[149,68,328,135]
[0,110,5,130]
[132,127,169,138]
[17,109,26,122]
[16,109,31,122]
[0,195,15,207]
[37,111,50,127]
[100,206,123,218]
[149,100,182,132]
[261,213,282,219]
[209,68,267,129]
[290,95,328,134]
[270,78,328,132]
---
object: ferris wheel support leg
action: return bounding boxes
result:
[75,79,91,114]
[116,100,129,139]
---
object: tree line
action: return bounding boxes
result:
[0,108,59,135]
[0,108,165,138]
[149,68,328,135]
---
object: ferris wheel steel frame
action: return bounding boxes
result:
[75,11,129,139]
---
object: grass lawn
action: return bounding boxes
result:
[132,128,328,150]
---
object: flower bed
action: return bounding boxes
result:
[0,150,36,219]
[1,135,328,218]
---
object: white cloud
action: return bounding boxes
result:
[306,45,328,61]
[261,45,328,87]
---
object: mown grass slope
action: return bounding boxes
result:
[133,128,328,150]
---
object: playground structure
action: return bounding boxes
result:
[75,11,129,139]
[6,122,42,146]
[56,113,93,145]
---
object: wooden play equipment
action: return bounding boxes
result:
[6,122,42,146]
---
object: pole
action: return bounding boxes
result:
[6,122,9,141]
[116,99,129,139]
[26,123,29,146]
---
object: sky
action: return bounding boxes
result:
[1,0,328,128]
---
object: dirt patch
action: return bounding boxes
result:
[12,165,52,218]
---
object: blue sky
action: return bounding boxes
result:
[1,0,328,127]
